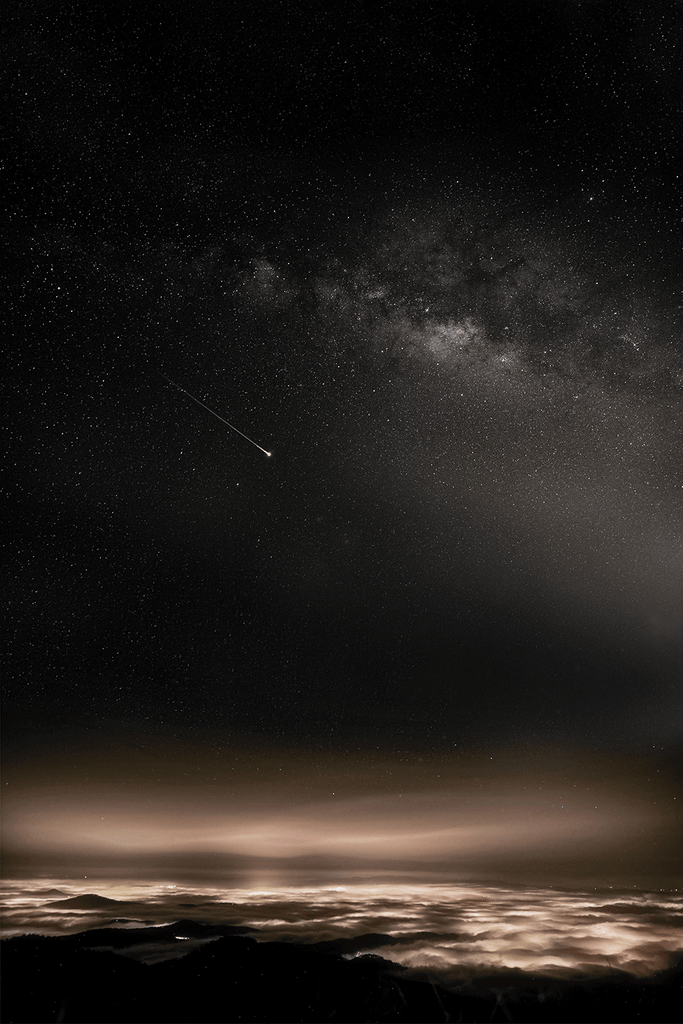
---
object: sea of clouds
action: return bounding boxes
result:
[2,877,682,988]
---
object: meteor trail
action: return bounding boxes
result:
[157,371,272,457]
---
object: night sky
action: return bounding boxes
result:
[3,1,683,887]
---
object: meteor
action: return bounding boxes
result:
[157,371,272,457]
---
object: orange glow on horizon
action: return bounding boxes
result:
[3,741,677,884]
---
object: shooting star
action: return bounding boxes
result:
[157,371,272,457]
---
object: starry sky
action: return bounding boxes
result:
[3,1,683,883]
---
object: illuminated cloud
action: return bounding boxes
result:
[2,878,682,981]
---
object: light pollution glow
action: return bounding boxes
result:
[2,743,681,983]
[3,784,658,860]
[2,742,679,886]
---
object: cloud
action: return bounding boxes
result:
[5,879,683,981]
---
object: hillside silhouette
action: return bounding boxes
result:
[2,923,682,1022]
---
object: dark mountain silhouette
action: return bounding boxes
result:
[311,930,468,956]
[2,923,682,1023]
[46,893,127,909]
[76,919,257,950]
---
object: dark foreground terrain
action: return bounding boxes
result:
[2,922,681,1023]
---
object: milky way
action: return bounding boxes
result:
[4,9,682,1003]
[5,175,683,750]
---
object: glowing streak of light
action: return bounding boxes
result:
[157,371,272,457]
